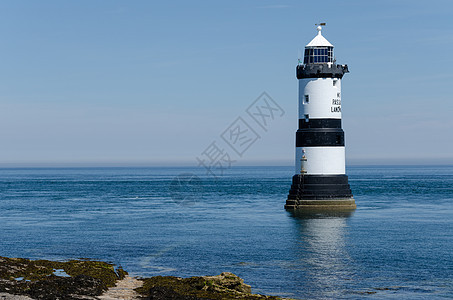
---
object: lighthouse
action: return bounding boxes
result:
[285,25,355,210]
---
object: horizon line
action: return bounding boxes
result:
[0,162,452,169]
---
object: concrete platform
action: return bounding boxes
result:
[285,198,356,210]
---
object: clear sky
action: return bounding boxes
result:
[1,0,452,166]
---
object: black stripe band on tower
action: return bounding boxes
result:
[293,174,351,184]
[287,174,353,200]
[299,118,341,129]
[296,129,344,147]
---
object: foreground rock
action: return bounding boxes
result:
[0,257,287,299]
[0,256,126,300]
[0,292,34,300]
[135,272,283,299]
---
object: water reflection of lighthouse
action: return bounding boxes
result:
[290,212,355,298]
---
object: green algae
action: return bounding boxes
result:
[57,259,123,287]
[0,256,127,299]
[0,256,126,287]
[1,257,289,299]
[135,272,284,299]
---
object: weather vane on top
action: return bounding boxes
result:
[315,22,326,26]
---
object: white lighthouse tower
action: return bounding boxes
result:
[285,25,355,210]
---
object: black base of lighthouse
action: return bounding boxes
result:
[285,174,355,210]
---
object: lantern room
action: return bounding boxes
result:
[303,26,334,64]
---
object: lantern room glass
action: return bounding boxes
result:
[303,46,333,64]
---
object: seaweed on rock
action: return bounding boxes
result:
[0,256,126,299]
[136,272,283,300]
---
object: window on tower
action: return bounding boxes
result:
[303,47,333,64]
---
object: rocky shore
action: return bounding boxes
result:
[0,256,287,299]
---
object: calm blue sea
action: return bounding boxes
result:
[0,166,452,299]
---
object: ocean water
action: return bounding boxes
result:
[0,165,452,299]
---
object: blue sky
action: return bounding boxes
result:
[0,0,452,166]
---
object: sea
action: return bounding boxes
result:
[0,165,452,299]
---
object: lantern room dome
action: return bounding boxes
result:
[303,26,334,64]
[306,26,333,47]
